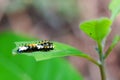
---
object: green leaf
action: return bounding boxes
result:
[13,41,99,65]
[0,31,84,80]
[80,18,112,43]
[0,55,83,80]
[109,0,120,20]
[13,41,86,61]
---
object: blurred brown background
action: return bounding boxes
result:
[0,0,120,80]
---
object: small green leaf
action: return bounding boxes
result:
[13,41,99,65]
[109,0,120,20]
[80,18,112,43]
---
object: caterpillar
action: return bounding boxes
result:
[17,40,54,53]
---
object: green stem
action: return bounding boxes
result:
[104,44,115,59]
[80,55,100,66]
[104,36,120,59]
[97,42,106,80]
[97,42,103,61]
[110,8,119,21]
[99,62,106,80]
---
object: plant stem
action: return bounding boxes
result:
[80,54,100,66]
[97,42,106,80]
[110,8,119,21]
[99,62,106,80]
[104,36,120,59]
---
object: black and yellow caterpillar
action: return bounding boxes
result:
[17,40,54,53]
